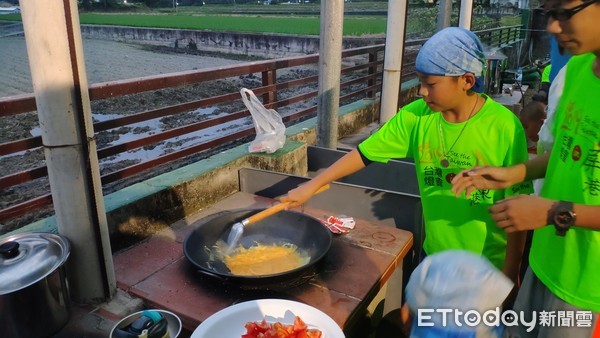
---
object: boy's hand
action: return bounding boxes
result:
[491,195,554,233]
[279,182,322,209]
[451,165,523,197]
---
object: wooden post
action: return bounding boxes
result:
[262,69,277,104]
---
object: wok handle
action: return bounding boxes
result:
[245,184,330,225]
[196,269,226,281]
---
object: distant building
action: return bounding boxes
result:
[490,0,530,8]
[0,6,19,14]
[418,0,530,9]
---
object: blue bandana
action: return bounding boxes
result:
[415,27,486,92]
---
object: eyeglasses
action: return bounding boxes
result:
[545,0,598,21]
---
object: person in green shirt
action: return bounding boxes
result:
[532,65,551,104]
[452,1,600,336]
[541,64,552,84]
[281,27,531,292]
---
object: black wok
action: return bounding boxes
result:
[183,209,332,288]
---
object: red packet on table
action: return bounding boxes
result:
[321,215,355,234]
[321,219,348,234]
[327,216,355,229]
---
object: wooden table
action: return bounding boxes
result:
[113,192,413,335]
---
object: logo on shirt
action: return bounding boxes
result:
[572,145,582,161]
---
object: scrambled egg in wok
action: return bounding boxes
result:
[223,243,309,276]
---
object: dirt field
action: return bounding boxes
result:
[0,36,248,97]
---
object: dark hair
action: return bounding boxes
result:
[520,101,546,122]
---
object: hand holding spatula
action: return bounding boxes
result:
[226,184,330,249]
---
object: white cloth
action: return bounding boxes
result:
[538,65,567,154]
[406,250,513,312]
[534,65,566,195]
[406,250,514,337]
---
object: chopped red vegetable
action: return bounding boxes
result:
[242,316,322,338]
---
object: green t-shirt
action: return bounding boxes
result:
[358,95,532,269]
[542,64,552,83]
[530,53,600,311]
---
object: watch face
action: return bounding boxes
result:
[554,211,574,227]
[551,202,576,236]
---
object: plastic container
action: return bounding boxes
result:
[110,309,182,338]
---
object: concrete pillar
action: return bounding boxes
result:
[437,0,453,32]
[459,0,474,30]
[316,0,344,149]
[379,0,408,123]
[19,0,115,302]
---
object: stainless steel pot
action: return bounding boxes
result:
[0,233,71,338]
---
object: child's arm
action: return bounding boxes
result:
[502,231,526,307]
[490,196,600,232]
[280,148,366,208]
[574,205,600,230]
[503,231,525,281]
[450,153,550,197]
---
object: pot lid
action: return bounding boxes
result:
[0,233,70,295]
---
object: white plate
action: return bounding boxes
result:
[191,299,345,338]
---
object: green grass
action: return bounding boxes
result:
[133,2,390,14]
[499,15,522,26]
[0,14,20,21]
[0,4,520,37]
[78,12,387,36]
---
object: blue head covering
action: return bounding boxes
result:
[415,27,486,93]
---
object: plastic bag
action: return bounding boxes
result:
[240,88,286,154]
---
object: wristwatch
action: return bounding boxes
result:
[547,201,576,236]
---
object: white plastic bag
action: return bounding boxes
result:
[240,88,286,154]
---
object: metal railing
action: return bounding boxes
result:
[475,25,522,48]
[0,44,386,227]
[0,25,523,230]
[0,22,23,37]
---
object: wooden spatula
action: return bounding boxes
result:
[225,184,330,249]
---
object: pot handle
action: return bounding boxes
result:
[0,241,20,259]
